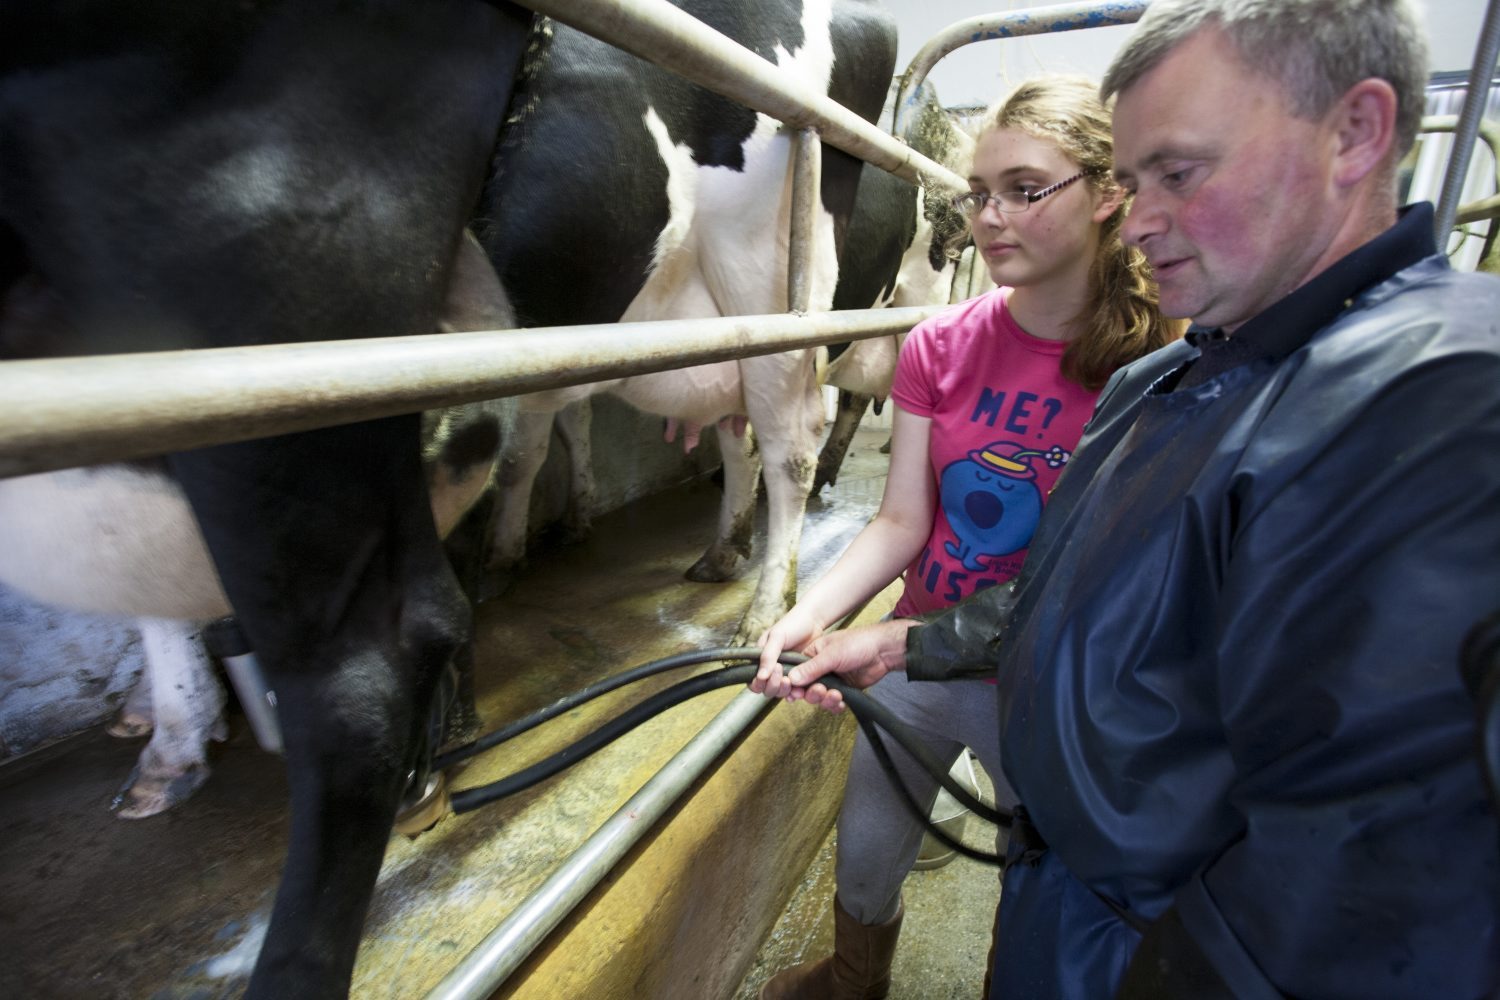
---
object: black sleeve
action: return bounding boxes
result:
[902,580,1016,682]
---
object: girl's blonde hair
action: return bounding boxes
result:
[977,75,1181,389]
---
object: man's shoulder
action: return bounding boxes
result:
[1364,254,1500,324]
[1324,257,1500,360]
[1095,339,1196,410]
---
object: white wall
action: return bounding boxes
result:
[886,0,1494,109]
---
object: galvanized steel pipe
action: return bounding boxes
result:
[525,0,968,194]
[893,1,1148,135]
[1434,0,1500,240]
[1420,115,1500,228]
[425,691,774,1000]
[787,128,822,314]
[0,306,942,479]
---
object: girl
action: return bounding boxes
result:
[752,75,1181,1000]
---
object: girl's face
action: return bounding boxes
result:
[966,128,1118,295]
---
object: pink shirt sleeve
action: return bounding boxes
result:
[891,310,948,417]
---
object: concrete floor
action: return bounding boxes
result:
[731,753,1002,1000]
[0,427,1003,998]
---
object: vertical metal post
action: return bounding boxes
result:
[1435,0,1500,241]
[788,127,822,313]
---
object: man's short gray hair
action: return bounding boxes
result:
[1101,0,1430,157]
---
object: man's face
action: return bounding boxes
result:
[1112,27,1341,332]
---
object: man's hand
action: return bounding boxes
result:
[775,619,918,713]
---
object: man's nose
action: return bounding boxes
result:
[1120,191,1166,249]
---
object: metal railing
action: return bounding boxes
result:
[0,0,977,480]
[1435,0,1500,238]
[0,307,939,478]
[892,0,1148,134]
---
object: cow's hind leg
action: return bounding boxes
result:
[170,418,465,999]
[735,352,824,644]
[685,421,761,584]
[488,407,559,575]
[114,617,228,819]
[555,398,597,543]
[814,390,872,494]
[107,657,155,738]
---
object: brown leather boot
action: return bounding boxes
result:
[760,896,904,1000]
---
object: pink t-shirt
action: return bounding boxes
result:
[889,288,1102,617]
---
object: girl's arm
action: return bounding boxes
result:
[753,404,936,692]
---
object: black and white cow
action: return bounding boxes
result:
[815,80,984,492]
[0,0,895,996]
[2,2,532,996]
[480,0,898,644]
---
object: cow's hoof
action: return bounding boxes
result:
[112,762,210,819]
[394,773,451,839]
[478,563,524,603]
[812,457,842,495]
[107,710,153,739]
[685,551,740,583]
[560,510,595,545]
[732,618,774,651]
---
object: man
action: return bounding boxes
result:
[754,1,1500,996]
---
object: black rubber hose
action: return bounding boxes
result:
[449,649,1009,850]
[450,663,756,812]
[856,710,1004,865]
[435,646,763,770]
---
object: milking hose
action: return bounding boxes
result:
[443,647,1009,866]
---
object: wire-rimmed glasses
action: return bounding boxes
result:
[951,171,1087,217]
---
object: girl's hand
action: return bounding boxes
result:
[752,608,822,698]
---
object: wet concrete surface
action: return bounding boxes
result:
[732,758,1003,1000]
[0,427,1000,998]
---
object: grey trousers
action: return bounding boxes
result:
[834,671,1017,924]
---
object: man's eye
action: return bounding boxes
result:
[1161,167,1195,190]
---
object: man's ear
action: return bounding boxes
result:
[1331,78,1399,187]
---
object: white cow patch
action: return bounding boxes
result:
[0,464,229,620]
[496,0,843,641]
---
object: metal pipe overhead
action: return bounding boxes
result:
[425,691,774,1000]
[893,1,1148,135]
[1435,0,1500,239]
[0,305,942,479]
[525,0,968,194]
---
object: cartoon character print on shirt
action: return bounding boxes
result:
[938,441,1071,571]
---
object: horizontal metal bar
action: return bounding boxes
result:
[894,1,1149,134]
[0,306,941,479]
[425,691,773,1000]
[1419,115,1500,229]
[526,0,968,194]
[1456,193,1500,225]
